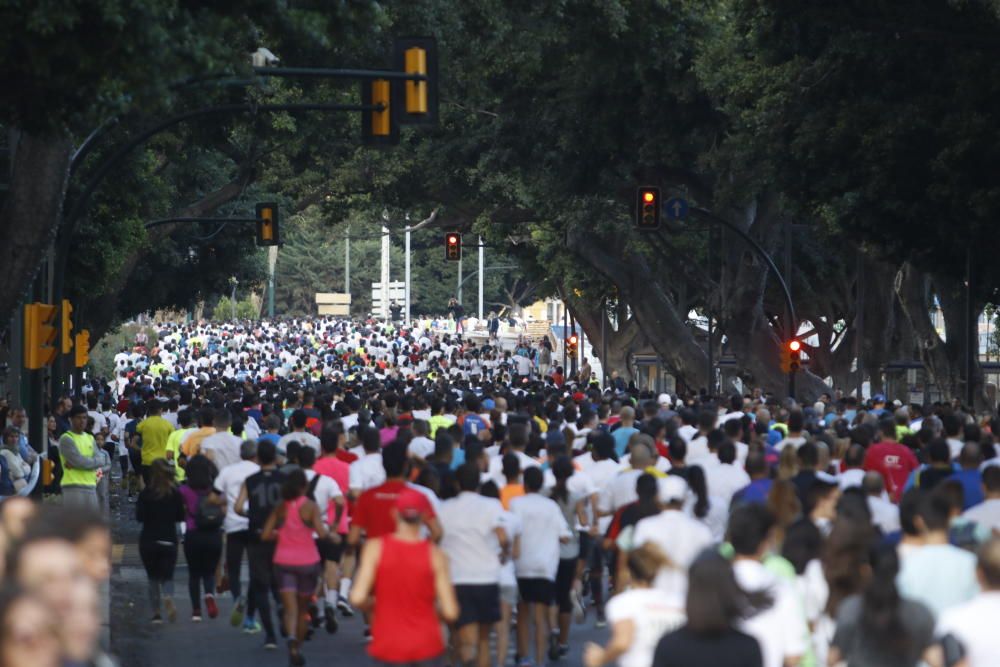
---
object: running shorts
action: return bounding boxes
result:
[454,584,501,627]
[274,563,320,595]
[516,577,555,605]
[315,537,345,564]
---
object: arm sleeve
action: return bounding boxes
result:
[59,434,100,470]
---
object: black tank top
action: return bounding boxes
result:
[245,468,285,539]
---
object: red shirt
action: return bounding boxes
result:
[335,449,358,464]
[314,456,351,533]
[863,441,919,502]
[354,480,436,539]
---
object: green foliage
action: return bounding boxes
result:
[89,323,159,378]
[211,296,259,321]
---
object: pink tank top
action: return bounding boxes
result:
[273,497,320,567]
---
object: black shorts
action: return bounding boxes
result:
[128,448,142,473]
[516,578,555,606]
[554,559,576,613]
[315,537,344,564]
[455,584,501,627]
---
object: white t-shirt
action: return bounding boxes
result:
[598,469,643,516]
[214,459,260,533]
[704,462,751,506]
[349,452,386,493]
[408,436,435,460]
[734,559,808,667]
[487,450,540,485]
[633,509,713,607]
[498,510,522,589]
[303,469,343,527]
[439,492,504,585]
[937,591,1000,667]
[201,432,243,469]
[278,431,321,457]
[510,493,571,580]
[867,495,901,534]
[605,588,686,667]
[963,498,1000,533]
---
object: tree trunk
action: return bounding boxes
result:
[567,298,642,382]
[568,230,709,390]
[0,131,73,326]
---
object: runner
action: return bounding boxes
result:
[136,459,185,623]
[213,440,260,630]
[349,487,459,666]
[298,446,346,633]
[178,454,226,622]
[262,468,333,667]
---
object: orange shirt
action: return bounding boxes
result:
[500,483,525,510]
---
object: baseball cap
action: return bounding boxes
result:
[395,488,432,521]
[482,398,496,410]
[572,392,586,403]
[657,393,673,407]
[658,475,689,504]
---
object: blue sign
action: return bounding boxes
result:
[664,197,688,220]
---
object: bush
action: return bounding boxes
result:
[90,323,159,379]
[212,296,259,321]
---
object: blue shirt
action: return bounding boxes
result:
[732,478,773,506]
[612,426,638,458]
[949,469,984,510]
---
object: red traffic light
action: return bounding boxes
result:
[445,232,461,261]
[448,235,458,245]
[569,334,579,344]
[788,340,802,352]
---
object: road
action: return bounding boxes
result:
[109,489,609,667]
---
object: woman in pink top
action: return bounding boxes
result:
[262,469,334,666]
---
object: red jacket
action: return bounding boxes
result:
[863,440,919,502]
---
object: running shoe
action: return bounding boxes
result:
[559,644,569,658]
[288,639,306,667]
[242,618,262,634]
[151,614,163,625]
[230,595,246,627]
[205,594,219,619]
[337,595,354,617]
[547,631,560,661]
[264,637,278,650]
[164,597,177,623]
[595,610,607,628]
[516,658,533,667]
[308,600,320,628]
[324,604,339,635]
[191,613,203,623]
[363,626,372,643]
[571,588,586,624]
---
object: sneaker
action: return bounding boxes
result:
[559,644,569,658]
[288,639,306,667]
[243,619,262,634]
[324,604,339,635]
[517,658,534,667]
[264,637,278,650]
[337,596,354,618]
[205,594,219,619]
[217,575,230,595]
[595,611,607,628]
[308,600,320,628]
[571,589,586,624]
[363,626,372,643]
[152,614,163,625]
[547,631,560,661]
[192,613,203,623]
[230,596,246,627]
[164,597,177,623]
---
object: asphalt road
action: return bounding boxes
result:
[109,489,609,667]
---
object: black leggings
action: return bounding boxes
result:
[184,530,223,611]
[248,540,279,640]
[140,539,178,610]
[225,530,250,601]
[555,558,576,614]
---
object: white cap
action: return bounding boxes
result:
[658,393,673,407]
[658,475,689,503]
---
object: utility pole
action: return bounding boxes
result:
[380,222,390,320]
[267,245,277,319]
[457,254,463,305]
[404,224,411,323]
[344,226,350,296]
[784,218,795,400]
[478,236,484,319]
[229,277,238,320]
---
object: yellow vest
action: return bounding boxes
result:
[60,431,97,488]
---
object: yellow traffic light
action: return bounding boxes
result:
[75,330,90,368]
[24,303,58,369]
[404,47,428,114]
[371,79,391,137]
[61,299,74,354]
[636,186,661,230]
[255,202,280,247]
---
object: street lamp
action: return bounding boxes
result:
[229,276,238,320]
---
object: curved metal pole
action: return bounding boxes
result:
[689,206,797,338]
[144,217,259,229]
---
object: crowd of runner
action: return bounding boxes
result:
[2,316,1000,667]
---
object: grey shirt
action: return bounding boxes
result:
[832,593,935,667]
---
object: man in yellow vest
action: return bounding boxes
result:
[59,404,101,510]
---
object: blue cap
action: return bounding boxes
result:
[482,398,496,410]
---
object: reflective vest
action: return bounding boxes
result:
[60,431,97,488]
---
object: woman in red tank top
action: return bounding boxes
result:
[263,469,334,666]
[350,488,458,665]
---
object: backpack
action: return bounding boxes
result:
[306,473,322,503]
[194,493,225,531]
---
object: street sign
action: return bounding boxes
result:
[664,197,688,220]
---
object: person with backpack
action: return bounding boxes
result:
[262,468,333,667]
[298,446,346,634]
[178,454,226,622]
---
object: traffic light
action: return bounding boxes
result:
[74,330,90,368]
[445,232,461,261]
[361,78,399,145]
[566,333,579,355]
[635,186,661,230]
[394,37,439,126]
[23,303,58,369]
[60,299,73,354]
[256,203,280,246]
[781,339,803,373]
